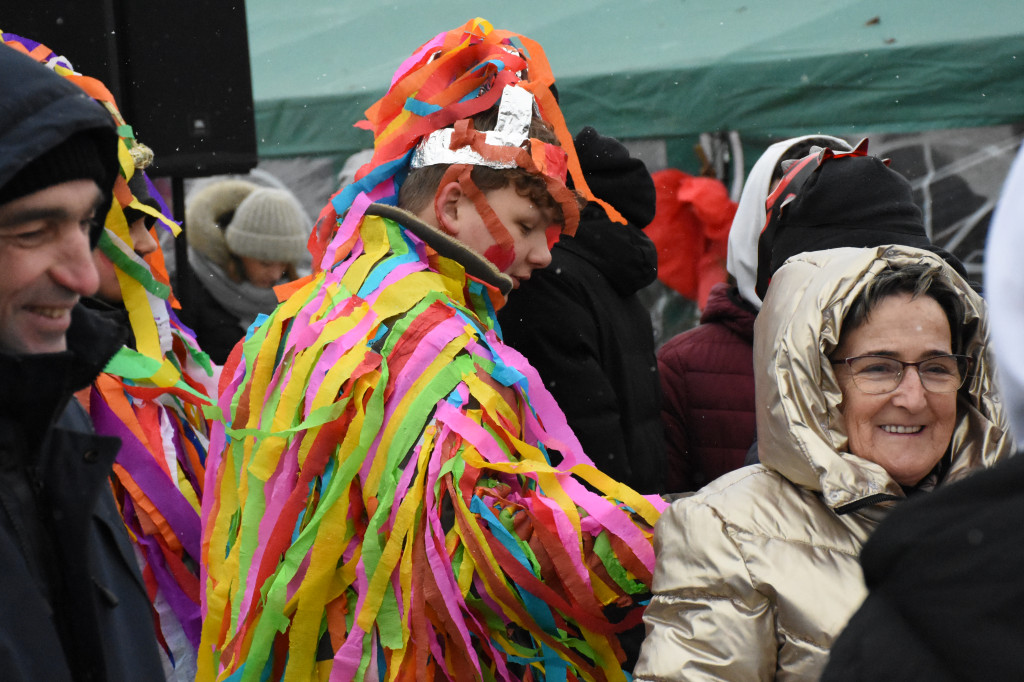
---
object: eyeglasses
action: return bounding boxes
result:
[833,354,972,395]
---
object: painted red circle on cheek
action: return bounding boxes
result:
[484,245,515,272]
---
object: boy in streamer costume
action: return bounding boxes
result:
[199,18,666,682]
[2,33,216,681]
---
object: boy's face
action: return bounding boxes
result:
[0,179,103,354]
[434,183,556,291]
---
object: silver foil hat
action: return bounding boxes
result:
[409,85,534,170]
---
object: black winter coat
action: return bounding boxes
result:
[498,205,665,494]
[0,306,164,682]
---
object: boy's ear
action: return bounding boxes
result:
[434,181,464,236]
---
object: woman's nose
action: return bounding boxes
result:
[892,366,929,408]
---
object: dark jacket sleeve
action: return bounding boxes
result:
[500,271,633,484]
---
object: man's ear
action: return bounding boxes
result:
[434,180,465,236]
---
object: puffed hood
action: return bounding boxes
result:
[755,245,1012,513]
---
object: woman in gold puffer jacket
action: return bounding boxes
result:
[634,245,1013,681]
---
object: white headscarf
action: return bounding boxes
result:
[985,143,1024,440]
[726,135,851,310]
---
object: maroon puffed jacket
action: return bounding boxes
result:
[658,282,757,492]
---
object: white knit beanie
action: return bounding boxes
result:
[224,187,309,264]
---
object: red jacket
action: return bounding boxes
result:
[657,282,757,492]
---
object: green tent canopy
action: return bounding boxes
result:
[246,0,1024,160]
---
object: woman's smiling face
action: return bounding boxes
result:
[832,292,958,486]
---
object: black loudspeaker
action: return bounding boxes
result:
[2,0,258,178]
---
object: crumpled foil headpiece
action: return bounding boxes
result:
[410,85,567,184]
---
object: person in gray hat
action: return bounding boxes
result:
[0,42,163,681]
[177,180,309,363]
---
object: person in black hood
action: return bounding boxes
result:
[0,43,163,681]
[499,126,664,495]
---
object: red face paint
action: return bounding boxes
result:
[484,244,515,272]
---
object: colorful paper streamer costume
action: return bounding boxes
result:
[199,18,666,682]
[1,32,216,678]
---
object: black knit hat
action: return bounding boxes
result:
[0,130,116,248]
[0,46,119,248]
[754,140,964,299]
[0,131,111,207]
[572,126,656,228]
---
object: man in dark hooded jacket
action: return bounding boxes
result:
[499,126,664,494]
[0,44,163,681]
